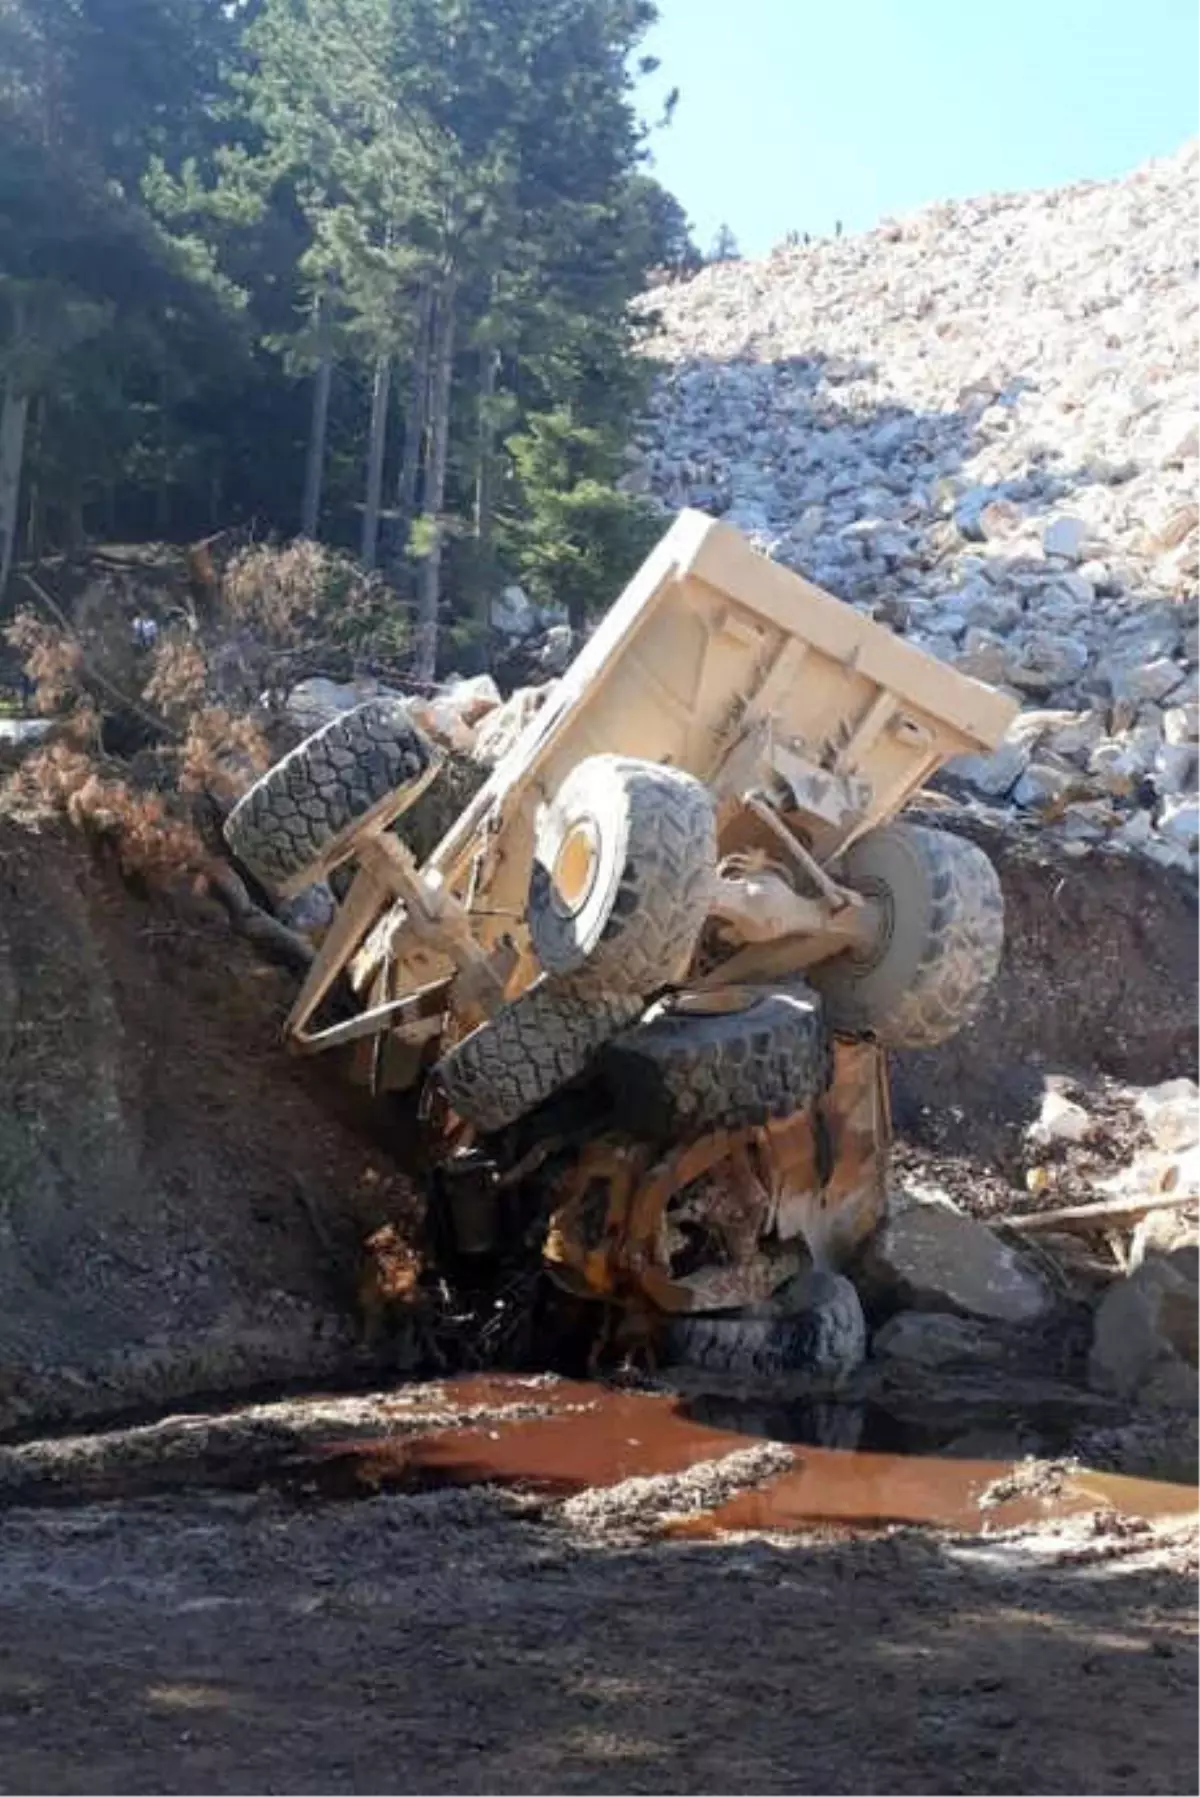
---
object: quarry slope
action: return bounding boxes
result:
[634,141,1199,873]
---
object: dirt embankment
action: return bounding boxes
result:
[891,812,1198,1168]
[0,821,420,1436]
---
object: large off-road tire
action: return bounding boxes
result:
[601,984,829,1142]
[810,823,1003,1049]
[528,755,717,995]
[223,700,436,892]
[664,1272,866,1388]
[434,977,643,1136]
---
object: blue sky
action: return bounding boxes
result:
[636,0,1200,259]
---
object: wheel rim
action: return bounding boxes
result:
[842,875,893,970]
[550,820,601,918]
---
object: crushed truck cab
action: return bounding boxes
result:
[226,510,1017,1322]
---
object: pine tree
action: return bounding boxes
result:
[708,221,741,262]
[0,0,687,668]
[0,0,250,576]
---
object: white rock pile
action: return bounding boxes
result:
[633,141,1199,874]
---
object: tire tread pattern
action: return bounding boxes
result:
[664,1274,866,1381]
[436,978,643,1135]
[815,824,1004,1049]
[602,984,829,1141]
[530,757,717,995]
[223,700,434,890]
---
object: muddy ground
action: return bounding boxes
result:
[0,820,429,1436]
[0,1379,1195,1796]
[0,815,1196,1793]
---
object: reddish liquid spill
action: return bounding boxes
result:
[680,1451,1198,1537]
[310,1379,1198,1534]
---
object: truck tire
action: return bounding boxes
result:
[601,984,829,1142]
[664,1272,866,1387]
[223,700,435,892]
[528,756,716,995]
[434,977,643,1136]
[810,823,1003,1049]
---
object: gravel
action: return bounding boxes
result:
[635,140,1199,877]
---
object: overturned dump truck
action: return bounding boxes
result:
[226,511,1018,1342]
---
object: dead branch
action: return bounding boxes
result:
[205,861,314,973]
[20,572,182,742]
[1000,1189,1198,1236]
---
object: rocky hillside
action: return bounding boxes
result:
[631,142,1199,874]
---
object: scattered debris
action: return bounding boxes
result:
[560,1442,796,1538]
[979,1455,1082,1510]
[1129,1203,1199,1270]
[1027,1090,1094,1148]
[1136,1077,1200,1152]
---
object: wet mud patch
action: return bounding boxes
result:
[2,1375,1192,1542]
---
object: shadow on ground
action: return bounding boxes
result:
[0,1489,1192,1795]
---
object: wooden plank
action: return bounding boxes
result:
[999,1190,1198,1236]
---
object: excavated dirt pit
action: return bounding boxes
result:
[891,809,1198,1164]
[0,820,1196,1794]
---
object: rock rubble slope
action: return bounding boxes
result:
[633,142,1199,874]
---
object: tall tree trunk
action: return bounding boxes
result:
[301,300,333,540]
[154,366,171,539]
[385,277,433,583]
[0,381,30,603]
[472,337,499,627]
[25,395,45,561]
[65,489,84,552]
[413,270,457,683]
[360,354,391,570]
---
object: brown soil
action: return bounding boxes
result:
[891,808,1199,1173]
[0,820,423,1435]
[0,1379,1194,1796]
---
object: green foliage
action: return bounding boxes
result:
[707,222,741,263]
[0,0,683,667]
[627,174,701,275]
[505,409,662,627]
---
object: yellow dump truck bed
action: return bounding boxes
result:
[429,508,1017,915]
